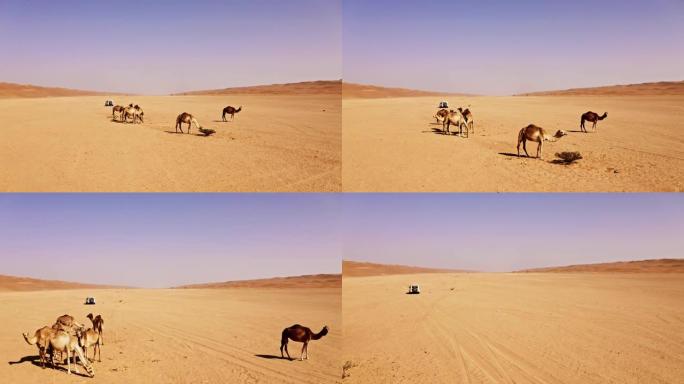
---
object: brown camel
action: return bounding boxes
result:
[580,111,607,133]
[457,107,474,134]
[23,326,54,369]
[112,105,126,121]
[175,112,201,134]
[434,108,449,123]
[280,324,329,361]
[87,313,104,345]
[517,124,567,159]
[222,106,242,122]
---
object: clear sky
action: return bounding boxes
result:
[343,0,684,95]
[0,0,341,94]
[0,194,342,288]
[342,194,683,272]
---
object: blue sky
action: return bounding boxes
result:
[0,0,341,94]
[343,0,684,94]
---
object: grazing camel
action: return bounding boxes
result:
[221,106,242,122]
[457,107,474,134]
[175,112,201,134]
[79,328,102,363]
[23,326,54,369]
[112,105,126,121]
[87,313,104,345]
[434,108,449,123]
[280,324,329,361]
[444,109,468,137]
[517,124,567,159]
[124,104,144,124]
[46,328,94,376]
[580,111,607,133]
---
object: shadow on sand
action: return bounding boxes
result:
[163,130,211,137]
[254,354,290,360]
[8,355,91,377]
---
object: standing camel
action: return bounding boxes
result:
[124,105,144,124]
[46,328,94,376]
[517,124,567,159]
[221,106,242,122]
[22,326,54,369]
[87,313,104,345]
[444,109,468,137]
[112,105,126,121]
[280,324,329,361]
[434,108,449,123]
[175,112,201,134]
[580,111,607,133]
[457,107,474,135]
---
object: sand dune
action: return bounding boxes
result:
[176,274,341,289]
[0,82,118,98]
[0,95,340,192]
[0,275,124,292]
[343,95,684,192]
[342,82,466,99]
[174,80,341,96]
[517,80,684,96]
[2,288,340,383]
[343,261,467,277]
[517,258,684,273]
[343,272,684,383]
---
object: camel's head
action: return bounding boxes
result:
[320,325,329,336]
[554,130,568,138]
[87,313,94,320]
[601,112,608,119]
[128,103,133,107]
[237,106,242,112]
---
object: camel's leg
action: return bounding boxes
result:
[522,139,530,157]
[517,140,521,156]
[300,343,306,361]
[187,122,191,134]
[593,121,597,131]
[285,343,291,360]
[177,122,184,134]
[66,348,71,375]
[537,141,542,159]
[222,113,226,122]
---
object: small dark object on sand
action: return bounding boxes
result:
[553,151,583,164]
[198,127,216,136]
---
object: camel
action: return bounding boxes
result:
[53,314,83,332]
[46,328,94,376]
[23,326,54,369]
[580,111,607,133]
[175,112,201,134]
[124,104,144,124]
[112,105,126,121]
[79,328,102,363]
[87,313,104,345]
[517,124,567,159]
[457,107,474,134]
[280,324,329,361]
[434,108,449,123]
[444,109,468,137]
[221,106,242,122]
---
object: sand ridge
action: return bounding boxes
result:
[0,82,120,98]
[516,258,684,273]
[342,82,468,99]
[176,274,341,289]
[343,261,468,277]
[0,275,125,291]
[516,80,684,96]
[173,80,341,96]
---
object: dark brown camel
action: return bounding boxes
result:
[580,111,607,133]
[87,313,104,345]
[280,324,328,361]
[222,106,242,122]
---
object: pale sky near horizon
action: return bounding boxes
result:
[1,194,681,287]
[343,0,684,95]
[0,0,341,95]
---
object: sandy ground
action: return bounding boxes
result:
[342,273,684,383]
[343,96,684,192]
[0,95,340,192]
[2,288,341,384]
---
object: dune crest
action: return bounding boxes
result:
[343,260,468,277]
[175,273,341,289]
[516,80,684,96]
[343,82,468,99]
[0,82,119,98]
[173,80,341,96]
[516,258,684,273]
[0,274,125,291]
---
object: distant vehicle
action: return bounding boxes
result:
[104,100,114,107]
[438,101,449,109]
[407,284,420,294]
[84,297,96,305]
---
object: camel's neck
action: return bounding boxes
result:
[311,329,327,340]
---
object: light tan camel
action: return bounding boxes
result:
[46,328,94,376]
[79,328,102,363]
[434,108,449,123]
[112,105,126,121]
[444,109,468,137]
[280,324,329,361]
[22,326,54,369]
[124,104,144,124]
[517,124,567,159]
[175,112,201,134]
[87,313,104,345]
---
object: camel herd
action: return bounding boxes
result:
[109,102,243,136]
[22,313,104,377]
[433,105,608,159]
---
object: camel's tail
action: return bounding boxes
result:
[517,127,525,144]
[280,329,289,346]
[23,332,37,345]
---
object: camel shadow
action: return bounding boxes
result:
[7,354,39,366]
[211,120,230,123]
[254,354,290,360]
[163,130,214,137]
[498,152,521,158]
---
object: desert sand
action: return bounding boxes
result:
[343,93,683,192]
[176,80,342,96]
[342,82,466,99]
[517,258,684,273]
[342,271,684,383]
[2,286,341,383]
[0,93,340,191]
[177,274,341,289]
[343,261,467,277]
[517,80,684,96]
[0,82,117,99]
[0,275,123,292]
